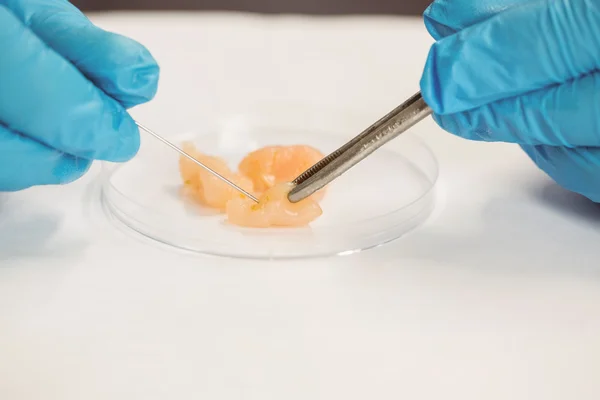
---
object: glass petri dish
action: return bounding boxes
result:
[100,104,439,259]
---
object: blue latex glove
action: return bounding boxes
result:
[0,0,159,191]
[420,0,600,202]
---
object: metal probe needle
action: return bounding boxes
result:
[135,122,259,203]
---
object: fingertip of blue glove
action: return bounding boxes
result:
[105,109,141,162]
[79,30,160,109]
[419,43,446,115]
[420,34,487,115]
[71,101,141,163]
[107,33,160,108]
[428,112,475,141]
[423,4,458,40]
[130,62,160,104]
[428,108,499,143]
[53,155,93,185]
[108,60,160,110]
[114,127,141,163]
[16,5,161,110]
[421,2,459,115]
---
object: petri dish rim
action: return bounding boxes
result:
[100,104,440,259]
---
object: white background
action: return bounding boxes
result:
[1,12,599,399]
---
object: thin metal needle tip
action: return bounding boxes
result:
[135,122,259,203]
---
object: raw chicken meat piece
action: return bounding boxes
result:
[238,145,326,201]
[225,182,322,228]
[179,142,254,211]
[178,143,325,227]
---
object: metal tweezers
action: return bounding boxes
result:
[287,91,431,203]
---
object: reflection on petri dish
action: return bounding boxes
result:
[101,106,439,259]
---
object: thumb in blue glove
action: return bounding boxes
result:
[0,0,159,191]
[420,0,600,203]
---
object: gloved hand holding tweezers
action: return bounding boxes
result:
[291,0,600,204]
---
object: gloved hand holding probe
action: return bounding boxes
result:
[420,0,600,202]
[0,0,159,191]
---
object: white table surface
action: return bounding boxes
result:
[1,12,600,399]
